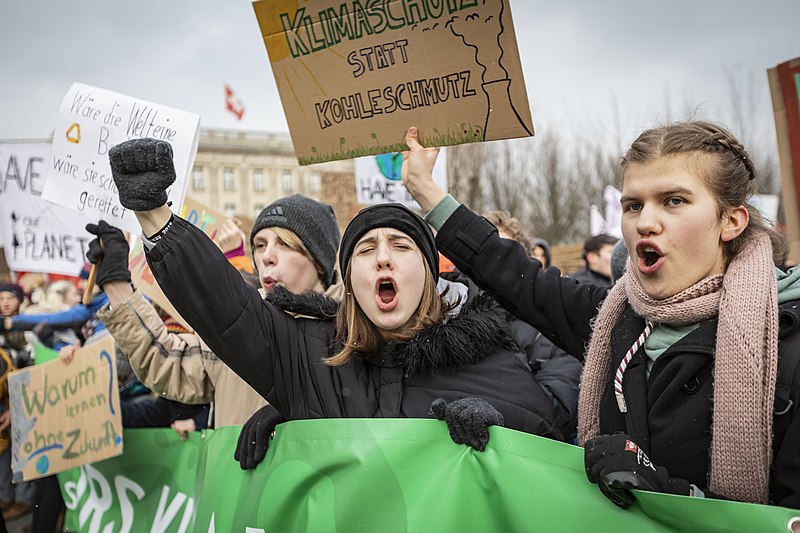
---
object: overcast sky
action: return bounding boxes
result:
[2,1,799,152]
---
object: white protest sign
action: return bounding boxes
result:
[42,82,200,234]
[355,148,447,209]
[0,143,92,275]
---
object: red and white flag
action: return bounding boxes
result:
[225,84,244,120]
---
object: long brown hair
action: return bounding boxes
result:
[325,259,448,367]
[620,121,787,265]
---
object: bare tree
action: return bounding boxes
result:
[446,130,620,246]
[723,67,781,195]
[447,143,487,213]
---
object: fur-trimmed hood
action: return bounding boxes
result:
[264,285,339,319]
[266,284,518,377]
[386,291,518,376]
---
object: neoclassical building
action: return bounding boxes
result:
[190,128,357,229]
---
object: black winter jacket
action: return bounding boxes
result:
[145,216,562,440]
[441,271,581,440]
[435,205,800,508]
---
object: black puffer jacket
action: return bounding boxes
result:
[145,216,561,440]
[442,271,581,440]
[434,204,800,508]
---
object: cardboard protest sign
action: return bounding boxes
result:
[768,57,800,263]
[253,0,534,165]
[355,148,447,208]
[8,335,122,482]
[0,143,93,276]
[41,82,200,234]
[128,197,228,331]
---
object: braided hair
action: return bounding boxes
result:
[621,121,787,265]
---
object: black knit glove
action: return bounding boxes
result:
[85,221,131,288]
[234,405,285,470]
[108,138,176,211]
[584,433,691,508]
[430,397,504,452]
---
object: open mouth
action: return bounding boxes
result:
[643,249,661,267]
[376,278,398,310]
[262,276,278,290]
[636,243,665,275]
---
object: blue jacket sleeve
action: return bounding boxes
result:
[10,293,108,331]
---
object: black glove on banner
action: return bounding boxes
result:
[108,138,176,211]
[234,405,285,470]
[430,397,504,452]
[584,433,691,508]
[85,221,131,288]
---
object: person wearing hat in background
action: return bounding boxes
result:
[2,265,110,352]
[104,137,562,470]
[0,283,30,361]
[568,234,619,288]
[0,283,34,523]
[531,238,552,270]
[610,239,629,285]
[88,193,342,434]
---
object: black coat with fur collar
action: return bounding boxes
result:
[146,217,561,440]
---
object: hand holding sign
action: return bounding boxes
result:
[401,127,446,213]
[85,221,131,290]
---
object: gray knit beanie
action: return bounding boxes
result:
[610,239,629,284]
[249,195,340,288]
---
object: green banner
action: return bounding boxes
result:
[33,342,59,365]
[57,420,798,532]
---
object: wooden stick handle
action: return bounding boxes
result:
[82,239,105,305]
[82,258,101,305]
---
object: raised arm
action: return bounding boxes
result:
[401,128,606,357]
[106,138,307,412]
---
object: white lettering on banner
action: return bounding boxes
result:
[62,464,205,533]
[205,511,267,533]
[78,464,112,533]
[151,485,194,533]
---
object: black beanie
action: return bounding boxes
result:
[0,283,24,303]
[249,195,340,288]
[339,204,438,281]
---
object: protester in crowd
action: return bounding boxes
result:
[531,238,552,270]
[568,234,618,288]
[0,283,35,522]
[483,210,532,254]
[401,123,800,509]
[2,273,109,351]
[86,195,341,429]
[105,138,562,466]
[0,283,33,368]
[610,239,629,284]
[28,280,81,312]
[18,280,85,352]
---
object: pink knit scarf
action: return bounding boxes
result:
[577,232,778,503]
